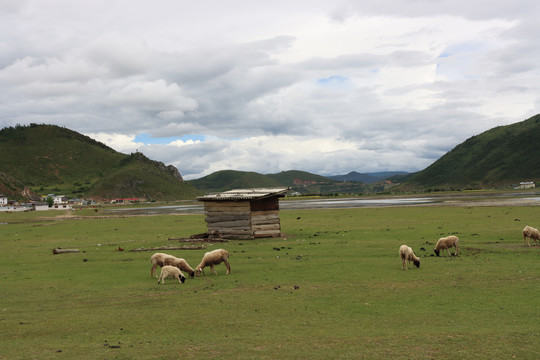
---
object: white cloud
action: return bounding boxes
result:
[132,134,435,180]
[1,0,540,180]
[85,132,142,154]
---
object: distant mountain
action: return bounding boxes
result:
[267,170,333,186]
[187,170,283,194]
[6,113,535,201]
[189,113,540,194]
[188,169,379,195]
[188,170,333,194]
[402,114,540,190]
[0,124,199,201]
[328,171,408,184]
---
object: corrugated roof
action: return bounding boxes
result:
[197,187,290,201]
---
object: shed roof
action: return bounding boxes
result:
[197,187,290,201]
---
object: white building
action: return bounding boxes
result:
[34,203,72,211]
[0,194,7,205]
[53,195,68,204]
[516,182,536,189]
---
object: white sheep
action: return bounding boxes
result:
[150,252,173,278]
[163,256,195,278]
[195,249,231,276]
[434,235,460,257]
[157,265,186,285]
[522,225,540,247]
[399,245,420,270]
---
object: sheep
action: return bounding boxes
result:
[150,252,195,278]
[434,235,460,257]
[150,252,173,278]
[163,256,195,278]
[522,225,540,247]
[157,265,186,285]
[195,249,230,276]
[399,245,420,270]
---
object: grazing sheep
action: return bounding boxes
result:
[399,245,420,270]
[522,225,540,247]
[157,265,186,285]
[150,252,173,278]
[195,249,230,276]
[163,256,195,278]
[434,236,460,257]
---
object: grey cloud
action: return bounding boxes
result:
[339,0,538,21]
[1,0,539,179]
[83,35,152,77]
[158,36,294,85]
[297,50,432,72]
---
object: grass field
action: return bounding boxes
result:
[1,204,539,359]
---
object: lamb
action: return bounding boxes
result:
[399,245,420,270]
[434,235,460,257]
[163,256,195,278]
[157,265,186,285]
[522,225,540,247]
[195,249,231,276]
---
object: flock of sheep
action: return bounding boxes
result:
[400,225,540,270]
[151,248,231,284]
[149,225,540,279]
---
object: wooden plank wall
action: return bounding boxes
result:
[203,197,282,239]
[204,201,253,239]
[251,210,281,238]
[251,197,281,238]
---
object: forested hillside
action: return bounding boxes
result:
[0,124,199,200]
[402,114,540,190]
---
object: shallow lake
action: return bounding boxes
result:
[103,191,540,215]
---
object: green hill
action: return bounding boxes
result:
[0,124,199,201]
[188,169,372,195]
[187,170,283,193]
[89,152,200,201]
[267,170,332,186]
[402,114,540,190]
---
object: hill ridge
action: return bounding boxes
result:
[0,124,198,201]
[402,114,540,190]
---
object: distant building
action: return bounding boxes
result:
[69,198,84,205]
[51,203,72,210]
[53,195,68,204]
[33,203,50,211]
[0,194,7,206]
[111,198,140,204]
[515,182,536,189]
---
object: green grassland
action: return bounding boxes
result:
[1,204,539,359]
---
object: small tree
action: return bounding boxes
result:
[46,196,54,207]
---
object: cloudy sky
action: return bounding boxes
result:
[1,0,539,179]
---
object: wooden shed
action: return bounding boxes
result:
[197,187,290,239]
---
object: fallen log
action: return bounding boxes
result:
[129,245,206,252]
[52,248,80,254]
[168,237,229,243]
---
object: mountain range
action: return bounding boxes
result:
[1,114,540,201]
[327,171,408,184]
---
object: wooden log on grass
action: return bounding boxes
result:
[169,237,229,243]
[52,248,80,254]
